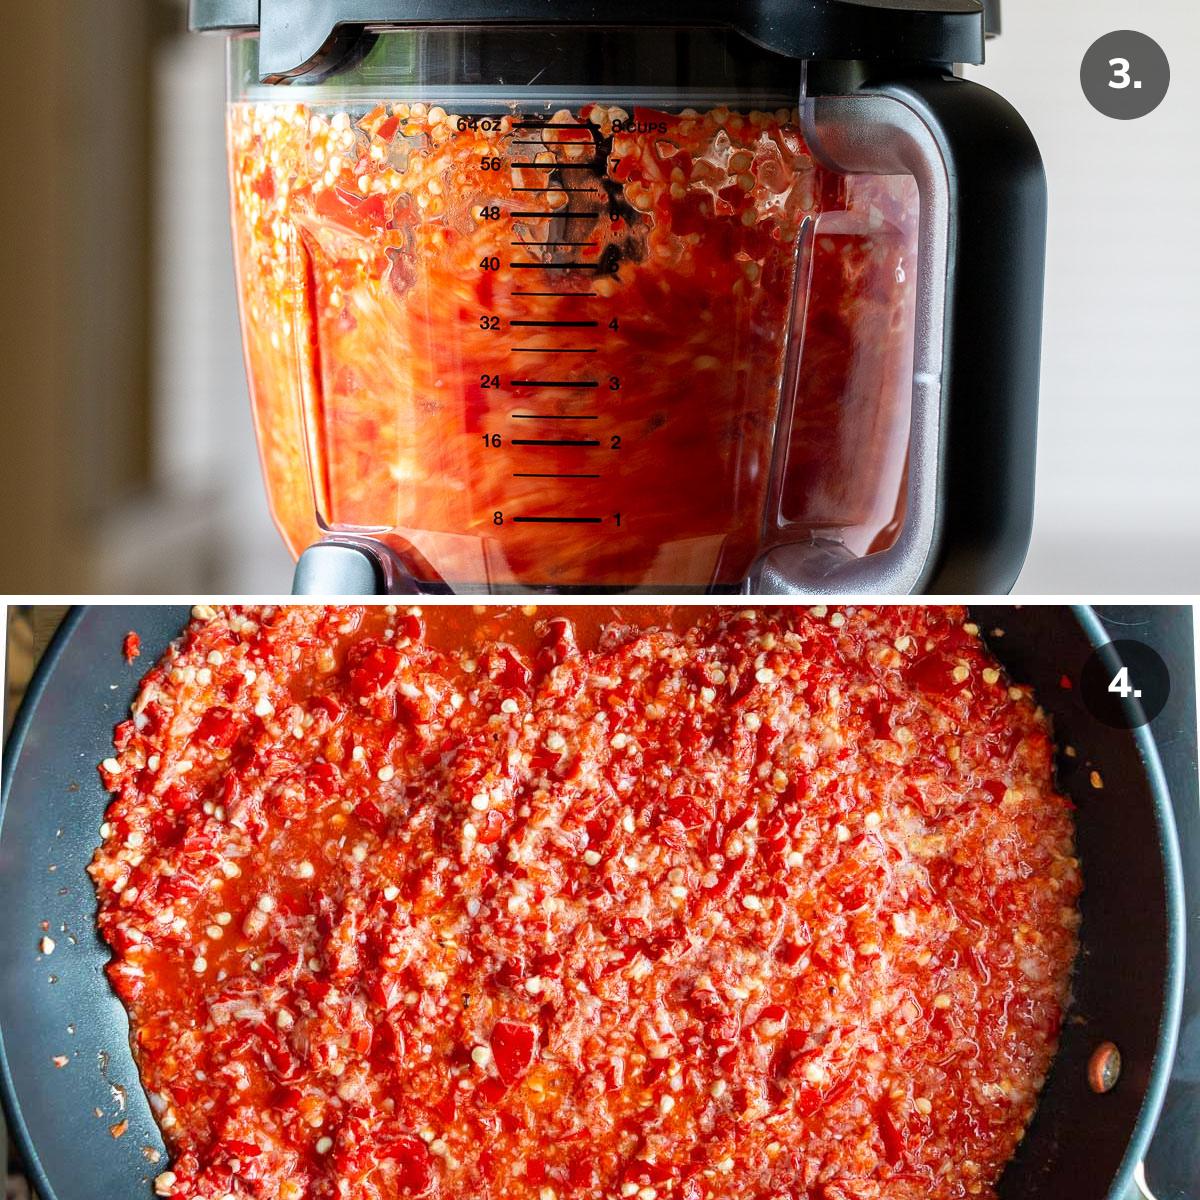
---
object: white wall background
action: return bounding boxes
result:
[148,15,294,594]
[968,1,1200,592]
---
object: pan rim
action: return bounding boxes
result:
[0,604,88,1200]
[1069,604,1186,1200]
[0,603,1188,1200]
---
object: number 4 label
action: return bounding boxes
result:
[1107,666,1143,700]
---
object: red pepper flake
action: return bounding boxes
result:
[195,705,239,749]
[123,631,141,663]
[51,1055,69,1069]
[875,1100,908,1165]
[490,1019,537,1085]
[476,1075,509,1105]
[251,167,275,202]
[379,1134,433,1194]
[375,114,401,143]
[218,1139,262,1159]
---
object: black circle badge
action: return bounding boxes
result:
[1081,31,1170,120]
[1080,640,1171,729]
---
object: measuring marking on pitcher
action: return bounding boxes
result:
[511,210,599,219]
[512,516,604,524]
[511,160,604,169]
[511,262,602,270]
[511,438,601,447]
[512,379,599,388]
[511,320,598,327]
[467,111,633,552]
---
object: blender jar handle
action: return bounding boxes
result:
[792,70,1046,594]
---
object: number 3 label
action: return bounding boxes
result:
[1108,57,1138,90]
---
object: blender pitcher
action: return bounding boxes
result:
[193,0,1045,595]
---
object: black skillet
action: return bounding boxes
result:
[0,606,1191,1199]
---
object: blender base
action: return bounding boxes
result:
[292,540,393,595]
[290,539,751,596]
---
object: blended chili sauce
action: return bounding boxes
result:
[92,605,1079,1200]
[228,100,917,588]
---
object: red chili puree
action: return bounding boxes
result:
[229,101,917,589]
[91,605,1079,1200]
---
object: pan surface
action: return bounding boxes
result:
[1,607,192,1199]
[0,605,1186,1200]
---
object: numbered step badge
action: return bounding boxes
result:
[1081,31,1171,119]
[1080,640,1171,729]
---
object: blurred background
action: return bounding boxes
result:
[0,0,1196,594]
[0,0,291,594]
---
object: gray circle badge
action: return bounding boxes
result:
[1081,31,1170,119]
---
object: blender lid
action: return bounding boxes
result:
[190,0,987,82]
[982,0,1001,37]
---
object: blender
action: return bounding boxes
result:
[192,0,1045,596]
